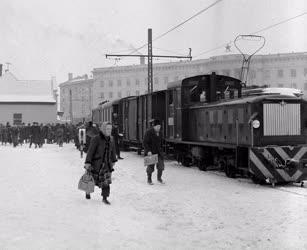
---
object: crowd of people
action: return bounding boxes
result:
[0,122,77,148]
[0,117,166,206]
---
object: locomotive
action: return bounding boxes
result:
[92,73,307,186]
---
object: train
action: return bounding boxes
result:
[92,73,307,186]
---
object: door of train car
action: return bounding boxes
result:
[123,98,130,142]
[151,91,167,138]
[128,97,138,142]
[117,99,124,137]
[137,95,144,142]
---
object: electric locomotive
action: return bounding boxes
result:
[165,73,307,186]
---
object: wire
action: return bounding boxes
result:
[194,11,307,59]
[152,47,187,56]
[127,0,223,55]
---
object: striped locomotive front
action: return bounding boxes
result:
[249,146,307,183]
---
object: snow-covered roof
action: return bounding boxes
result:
[0,95,56,103]
[0,72,55,103]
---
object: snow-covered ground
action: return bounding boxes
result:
[0,143,306,250]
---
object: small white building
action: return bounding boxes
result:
[0,71,57,125]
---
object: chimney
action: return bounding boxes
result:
[0,64,2,77]
[140,56,145,65]
[68,73,73,81]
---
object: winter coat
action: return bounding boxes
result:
[31,125,41,144]
[85,132,117,187]
[143,127,163,157]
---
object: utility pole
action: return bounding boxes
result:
[106,28,192,94]
[148,28,153,93]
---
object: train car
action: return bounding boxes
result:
[92,99,120,126]
[121,91,167,153]
[165,73,307,186]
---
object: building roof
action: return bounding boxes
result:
[59,76,93,87]
[0,72,56,103]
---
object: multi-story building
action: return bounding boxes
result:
[59,73,94,123]
[60,52,307,123]
[91,52,307,108]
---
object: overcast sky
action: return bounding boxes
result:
[1,0,307,84]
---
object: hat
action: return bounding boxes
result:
[153,119,161,126]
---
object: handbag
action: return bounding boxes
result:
[78,172,95,193]
[144,154,158,166]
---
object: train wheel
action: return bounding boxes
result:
[182,157,192,167]
[197,160,207,171]
[251,174,264,185]
[225,164,236,178]
[137,148,142,155]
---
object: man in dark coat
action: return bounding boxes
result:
[84,122,117,204]
[143,119,165,185]
[30,122,41,148]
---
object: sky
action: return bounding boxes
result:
[1,0,307,85]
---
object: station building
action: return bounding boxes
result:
[0,68,57,125]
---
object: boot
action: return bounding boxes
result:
[102,197,111,205]
[157,170,165,184]
[85,193,91,199]
[147,173,153,185]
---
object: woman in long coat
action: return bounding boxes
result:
[84,122,117,204]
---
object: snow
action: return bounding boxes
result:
[0,143,306,250]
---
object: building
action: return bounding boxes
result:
[59,73,94,123]
[60,52,307,118]
[91,52,307,108]
[0,68,57,125]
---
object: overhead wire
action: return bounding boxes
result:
[126,0,223,55]
[194,11,307,58]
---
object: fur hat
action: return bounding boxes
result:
[153,119,161,126]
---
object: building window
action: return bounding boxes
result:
[249,70,256,79]
[164,76,168,84]
[291,83,297,89]
[277,69,283,78]
[278,83,284,88]
[136,90,140,95]
[264,70,270,79]
[126,79,130,86]
[290,69,296,78]
[117,92,122,98]
[100,92,104,99]
[109,92,113,98]
[117,80,122,86]
[100,81,104,88]
[174,76,179,81]
[126,90,130,96]
[154,77,159,85]
[13,113,22,125]
[135,79,140,86]
[109,80,113,87]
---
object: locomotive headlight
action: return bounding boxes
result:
[252,120,260,129]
